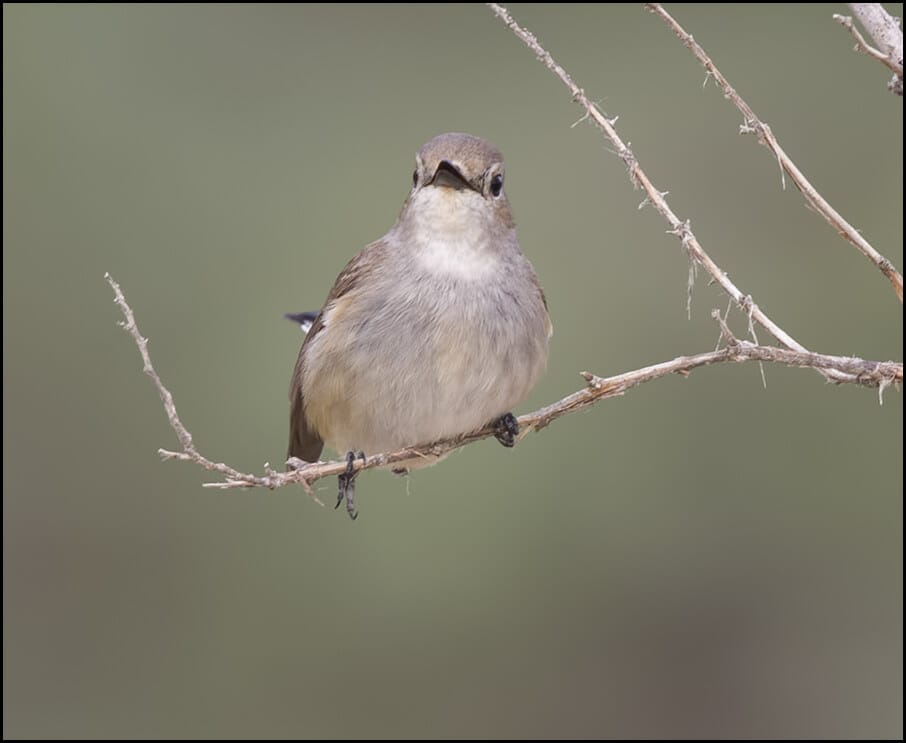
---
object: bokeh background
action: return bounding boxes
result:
[4,4,902,738]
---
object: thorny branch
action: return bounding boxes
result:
[107,274,901,494]
[486,3,868,389]
[642,3,903,303]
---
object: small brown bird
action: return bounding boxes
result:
[288,133,551,518]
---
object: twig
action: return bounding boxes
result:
[105,272,322,501]
[645,3,903,302]
[834,12,903,78]
[485,3,866,386]
[107,274,901,492]
[836,4,904,95]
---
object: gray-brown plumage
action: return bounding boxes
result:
[288,133,551,515]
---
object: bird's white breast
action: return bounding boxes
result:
[410,188,501,280]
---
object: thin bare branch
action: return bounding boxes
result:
[105,272,322,501]
[838,3,904,94]
[645,3,903,302]
[107,274,901,493]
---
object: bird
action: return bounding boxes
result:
[287,132,552,519]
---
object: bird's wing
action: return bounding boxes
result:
[287,240,389,464]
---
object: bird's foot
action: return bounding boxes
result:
[337,451,366,520]
[493,412,519,448]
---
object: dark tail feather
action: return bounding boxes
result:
[285,311,318,334]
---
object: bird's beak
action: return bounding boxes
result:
[430,160,475,191]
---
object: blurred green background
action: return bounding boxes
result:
[4,3,902,738]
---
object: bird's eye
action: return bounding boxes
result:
[412,170,418,187]
[490,174,503,197]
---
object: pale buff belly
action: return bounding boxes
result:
[301,286,549,456]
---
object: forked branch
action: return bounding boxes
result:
[486,3,871,390]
